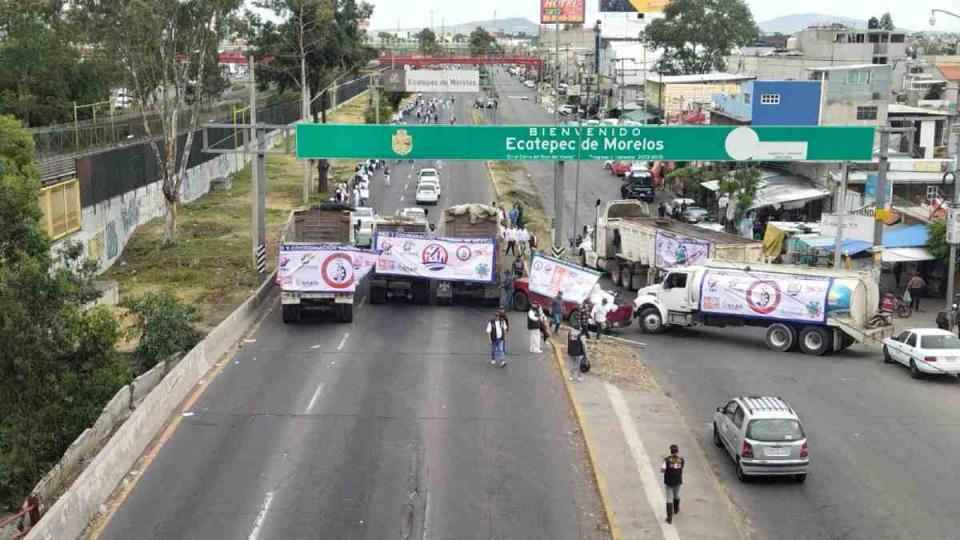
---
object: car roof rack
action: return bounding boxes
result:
[741,396,793,415]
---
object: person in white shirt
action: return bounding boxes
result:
[505,226,518,256]
[517,226,530,257]
[590,298,611,340]
[527,306,543,353]
[717,193,730,224]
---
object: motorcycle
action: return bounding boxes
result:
[889,293,912,319]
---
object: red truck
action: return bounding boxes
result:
[509,277,633,330]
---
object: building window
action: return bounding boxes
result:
[38,178,81,240]
[846,70,872,85]
[891,34,905,43]
[856,106,878,120]
[760,93,780,105]
[743,92,751,104]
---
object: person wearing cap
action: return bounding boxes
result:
[661,444,685,524]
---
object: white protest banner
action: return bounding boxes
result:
[820,213,875,243]
[700,268,831,323]
[277,244,380,293]
[528,252,602,304]
[655,231,711,268]
[405,69,480,93]
[374,231,496,282]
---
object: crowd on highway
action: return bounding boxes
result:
[391,93,457,124]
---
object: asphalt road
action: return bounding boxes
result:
[489,70,960,539]
[96,93,608,540]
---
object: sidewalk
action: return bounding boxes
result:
[550,334,746,540]
[892,297,945,336]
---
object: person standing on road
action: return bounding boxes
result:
[505,225,518,256]
[661,444,685,524]
[907,273,925,312]
[577,299,592,333]
[502,270,515,311]
[509,205,520,228]
[591,298,610,340]
[486,311,508,367]
[527,305,543,353]
[517,225,529,257]
[551,292,564,334]
[566,327,585,382]
[384,168,391,187]
[717,193,730,225]
[511,256,525,278]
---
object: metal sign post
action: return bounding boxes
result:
[947,129,960,311]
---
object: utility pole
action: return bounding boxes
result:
[833,161,848,269]
[946,131,960,310]
[300,51,312,205]
[872,129,891,267]
[248,56,266,283]
[552,17,565,251]
[373,72,380,124]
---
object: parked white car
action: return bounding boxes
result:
[883,328,960,378]
[524,80,536,88]
[351,207,374,247]
[415,183,439,205]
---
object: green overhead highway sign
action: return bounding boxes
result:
[295,124,875,162]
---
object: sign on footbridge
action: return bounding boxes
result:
[295,124,875,162]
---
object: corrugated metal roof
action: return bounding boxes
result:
[936,65,960,81]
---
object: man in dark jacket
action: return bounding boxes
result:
[661,444,685,524]
[566,327,585,381]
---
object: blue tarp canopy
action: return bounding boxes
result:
[790,224,929,256]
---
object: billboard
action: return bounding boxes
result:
[277,244,380,293]
[600,0,671,12]
[541,0,585,24]
[374,231,496,283]
[528,252,602,304]
[383,69,480,93]
[699,268,831,324]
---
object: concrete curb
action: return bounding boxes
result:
[548,339,622,540]
[25,273,278,540]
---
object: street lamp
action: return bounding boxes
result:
[930,8,960,26]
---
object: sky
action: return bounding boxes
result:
[363,0,960,32]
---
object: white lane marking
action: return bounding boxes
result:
[421,491,431,540]
[306,383,325,413]
[336,332,350,351]
[605,382,681,540]
[248,491,275,540]
[400,195,405,201]
[310,344,322,349]
[358,295,367,308]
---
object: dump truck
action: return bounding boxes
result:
[279,204,356,323]
[433,203,501,306]
[578,199,764,290]
[633,261,891,355]
[369,212,432,304]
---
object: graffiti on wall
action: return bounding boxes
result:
[88,230,105,262]
[120,197,140,234]
[105,221,118,260]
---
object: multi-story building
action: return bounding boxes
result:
[729,26,909,91]
[710,80,822,126]
[644,73,754,120]
[806,64,892,127]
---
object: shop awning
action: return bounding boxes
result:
[882,247,936,263]
[746,171,830,211]
[701,180,721,192]
[883,224,929,248]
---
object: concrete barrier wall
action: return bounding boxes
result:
[129,360,166,407]
[25,273,278,540]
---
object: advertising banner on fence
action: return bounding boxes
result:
[278,244,380,292]
[600,0,671,12]
[374,231,496,282]
[655,231,711,269]
[528,252,602,304]
[296,124,876,162]
[700,268,831,323]
[541,0,585,23]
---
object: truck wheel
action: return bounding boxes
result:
[579,250,587,267]
[512,291,530,312]
[609,264,622,286]
[340,304,354,323]
[369,286,386,305]
[638,307,664,334]
[798,326,831,356]
[764,323,795,352]
[282,304,301,324]
[620,267,633,289]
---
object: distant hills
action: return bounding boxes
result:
[758,13,868,35]
[376,17,539,37]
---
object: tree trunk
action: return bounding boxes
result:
[162,197,178,246]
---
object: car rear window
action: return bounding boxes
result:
[746,419,804,442]
[921,335,960,349]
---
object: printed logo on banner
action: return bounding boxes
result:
[321,253,355,289]
[456,245,472,261]
[392,129,413,156]
[279,256,290,270]
[422,243,449,271]
[745,281,781,315]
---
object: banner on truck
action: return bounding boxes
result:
[700,268,831,323]
[655,231,710,268]
[278,244,380,293]
[529,252,602,304]
[374,231,496,282]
